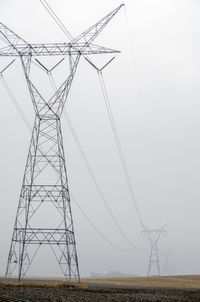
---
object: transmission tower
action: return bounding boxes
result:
[142,223,167,276]
[0,4,123,283]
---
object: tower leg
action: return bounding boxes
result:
[6,117,80,283]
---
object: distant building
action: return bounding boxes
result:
[90,271,140,278]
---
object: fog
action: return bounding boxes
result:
[0,0,200,278]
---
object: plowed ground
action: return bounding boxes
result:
[0,285,200,302]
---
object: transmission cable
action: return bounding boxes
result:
[40,0,97,62]
[122,3,151,137]
[122,2,163,232]
[0,74,32,131]
[40,0,145,227]
[97,70,144,226]
[39,0,142,249]
[40,0,74,42]
[71,194,129,252]
[63,110,140,251]
[46,71,140,251]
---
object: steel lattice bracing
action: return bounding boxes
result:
[1,4,124,283]
[146,230,161,276]
[142,224,167,277]
[6,117,80,281]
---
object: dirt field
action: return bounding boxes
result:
[0,275,200,301]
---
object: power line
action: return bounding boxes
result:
[0,75,32,131]
[63,109,140,251]
[84,53,145,227]
[98,71,143,225]
[122,3,163,223]
[40,0,74,42]
[37,1,142,250]
[46,67,140,251]
[71,194,128,252]
[40,1,169,269]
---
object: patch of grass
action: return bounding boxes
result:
[73,283,88,289]
[0,282,87,289]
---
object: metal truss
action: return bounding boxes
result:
[142,224,167,277]
[1,4,124,283]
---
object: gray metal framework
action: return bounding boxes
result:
[0,4,123,283]
[142,224,167,276]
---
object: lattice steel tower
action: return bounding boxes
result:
[142,224,167,276]
[0,4,123,283]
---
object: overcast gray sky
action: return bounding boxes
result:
[0,0,200,278]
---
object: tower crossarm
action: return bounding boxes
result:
[0,43,120,57]
[0,4,124,57]
[71,4,124,52]
[0,22,30,56]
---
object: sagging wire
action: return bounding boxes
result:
[41,0,145,229]
[39,0,141,250]
[41,60,140,251]
[64,111,140,251]
[0,75,32,131]
[71,194,129,252]
[86,57,144,226]
[122,2,164,231]
[122,2,148,125]
[40,0,74,42]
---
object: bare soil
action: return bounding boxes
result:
[0,285,200,301]
[0,276,200,301]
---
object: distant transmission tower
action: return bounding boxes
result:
[0,4,123,283]
[142,224,167,276]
